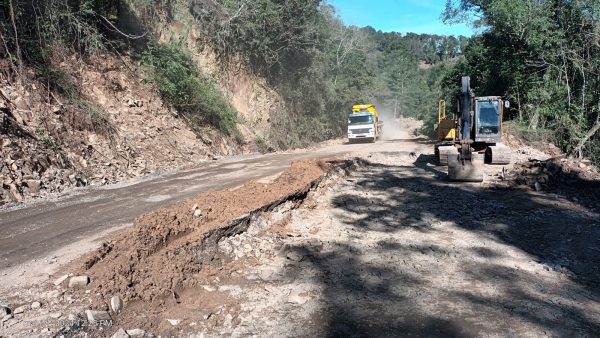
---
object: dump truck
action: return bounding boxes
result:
[434,76,512,182]
[347,104,383,143]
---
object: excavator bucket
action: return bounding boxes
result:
[447,154,484,182]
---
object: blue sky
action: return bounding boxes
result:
[328,0,474,36]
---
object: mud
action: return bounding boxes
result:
[79,160,329,303]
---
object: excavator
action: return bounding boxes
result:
[434,76,512,182]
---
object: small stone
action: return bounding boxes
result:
[288,291,311,305]
[167,319,181,326]
[53,274,69,286]
[25,179,41,194]
[191,204,198,211]
[31,302,41,310]
[202,285,216,292]
[85,310,111,322]
[50,313,62,319]
[286,251,304,262]
[1,314,13,322]
[13,305,27,314]
[47,290,64,299]
[126,329,146,337]
[111,328,130,338]
[534,182,542,192]
[110,295,123,314]
[193,209,202,218]
[69,276,90,288]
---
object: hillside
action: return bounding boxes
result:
[0,0,458,204]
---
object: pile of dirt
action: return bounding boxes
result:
[80,159,329,303]
[512,156,596,184]
[0,52,244,205]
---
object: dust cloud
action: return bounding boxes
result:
[376,105,410,140]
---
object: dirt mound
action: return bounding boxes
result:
[81,159,329,302]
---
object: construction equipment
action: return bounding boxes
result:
[434,76,512,182]
[347,104,383,143]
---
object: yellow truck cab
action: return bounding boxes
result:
[348,104,383,143]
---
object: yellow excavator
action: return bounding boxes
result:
[434,76,511,182]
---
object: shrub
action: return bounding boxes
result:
[142,43,241,141]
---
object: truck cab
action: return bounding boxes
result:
[347,104,382,143]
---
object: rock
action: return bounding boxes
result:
[288,292,311,305]
[68,275,90,288]
[191,204,198,212]
[534,182,543,192]
[126,329,146,337]
[126,98,136,107]
[306,238,323,252]
[13,305,26,314]
[111,328,130,338]
[24,179,41,194]
[202,285,216,292]
[85,310,111,322]
[167,319,181,326]
[110,295,123,314]
[53,274,69,286]
[286,251,304,262]
[46,290,64,299]
[50,312,62,319]
[31,302,41,310]
[1,314,13,323]
[0,306,10,317]
[193,209,202,218]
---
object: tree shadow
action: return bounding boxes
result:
[280,157,600,336]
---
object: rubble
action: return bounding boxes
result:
[111,328,130,338]
[53,274,69,286]
[0,306,10,317]
[85,310,111,322]
[0,53,246,206]
[126,329,146,337]
[13,305,26,314]
[68,276,90,288]
[110,295,123,313]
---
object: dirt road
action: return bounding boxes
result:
[0,125,429,289]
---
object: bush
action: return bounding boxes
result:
[142,43,241,141]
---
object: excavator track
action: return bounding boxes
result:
[486,144,512,165]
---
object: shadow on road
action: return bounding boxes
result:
[282,156,600,337]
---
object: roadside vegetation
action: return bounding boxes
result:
[441,0,600,167]
[141,43,241,140]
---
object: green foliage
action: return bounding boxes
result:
[443,0,600,164]
[142,43,241,139]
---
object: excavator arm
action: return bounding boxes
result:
[448,77,484,182]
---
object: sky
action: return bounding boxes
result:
[328,0,474,36]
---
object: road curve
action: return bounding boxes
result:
[0,137,429,270]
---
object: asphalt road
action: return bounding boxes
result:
[0,137,429,270]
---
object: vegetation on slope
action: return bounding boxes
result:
[1,0,465,150]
